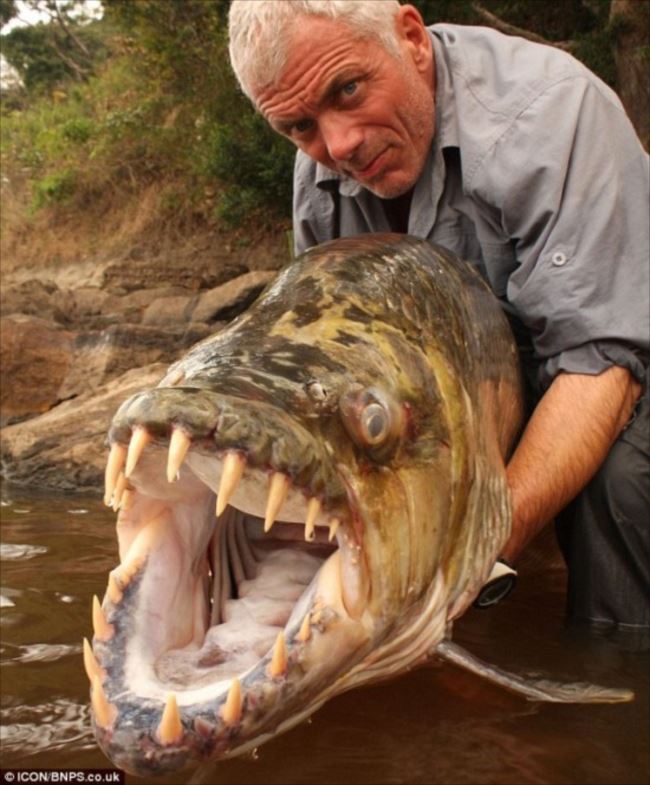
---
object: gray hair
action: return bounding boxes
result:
[228,0,402,102]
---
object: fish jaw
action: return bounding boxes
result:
[92,389,460,775]
[92,387,391,775]
[90,234,523,774]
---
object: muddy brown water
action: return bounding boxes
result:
[1,487,648,785]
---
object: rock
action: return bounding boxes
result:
[193,270,275,323]
[141,294,198,327]
[101,258,249,294]
[0,315,75,425]
[0,234,287,493]
[0,279,75,325]
[0,363,168,492]
[58,323,207,400]
[67,286,195,330]
[1,272,199,331]
[66,286,111,324]
[117,288,178,310]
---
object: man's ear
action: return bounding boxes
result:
[395,4,432,73]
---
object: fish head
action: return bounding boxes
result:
[89,235,519,774]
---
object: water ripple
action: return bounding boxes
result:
[2,642,81,664]
[0,699,95,754]
[0,543,48,561]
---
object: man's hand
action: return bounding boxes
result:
[502,365,641,563]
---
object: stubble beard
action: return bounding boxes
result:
[361,82,435,199]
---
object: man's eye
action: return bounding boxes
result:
[293,118,313,134]
[342,81,357,96]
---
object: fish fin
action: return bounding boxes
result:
[436,640,634,703]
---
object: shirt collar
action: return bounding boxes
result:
[430,26,459,150]
[314,162,363,197]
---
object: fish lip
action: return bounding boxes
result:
[109,388,348,503]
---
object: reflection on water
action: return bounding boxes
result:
[1,543,50,560]
[1,486,648,784]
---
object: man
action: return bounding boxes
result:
[228,1,649,628]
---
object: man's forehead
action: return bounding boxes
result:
[254,16,379,111]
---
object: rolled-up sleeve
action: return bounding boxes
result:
[478,75,649,389]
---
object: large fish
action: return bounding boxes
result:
[87,235,632,775]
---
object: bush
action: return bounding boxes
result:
[61,117,94,143]
[32,168,76,208]
[202,111,295,225]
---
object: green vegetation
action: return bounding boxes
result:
[0,0,645,269]
[1,0,294,238]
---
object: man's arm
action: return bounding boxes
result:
[501,365,641,563]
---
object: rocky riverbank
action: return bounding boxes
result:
[1,236,288,493]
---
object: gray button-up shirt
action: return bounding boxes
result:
[293,24,649,390]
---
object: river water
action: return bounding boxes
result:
[1,486,648,784]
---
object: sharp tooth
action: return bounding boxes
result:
[92,596,113,641]
[340,540,369,620]
[125,427,151,478]
[121,554,145,583]
[167,428,191,483]
[91,674,116,728]
[296,614,311,643]
[328,518,341,542]
[268,631,287,678]
[158,693,183,745]
[83,637,103,682]
[107,574,123,604]
[305,497,320,541]
[264,473,290,533]
[220,678,243,726]
[216,452,245,517]
[104,443,127,506]
[111,472,127,513]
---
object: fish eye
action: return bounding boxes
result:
[360,403,390,444]
[339,385,404,459]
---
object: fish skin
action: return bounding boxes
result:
[92,234,560,774]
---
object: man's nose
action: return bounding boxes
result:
[320,113,363,162]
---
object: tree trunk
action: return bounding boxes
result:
[610,0,650,151]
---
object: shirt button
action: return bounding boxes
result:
[552,251,568,266]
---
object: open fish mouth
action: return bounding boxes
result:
[87,384,379,775]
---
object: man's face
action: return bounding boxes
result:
[255,8,435,199]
